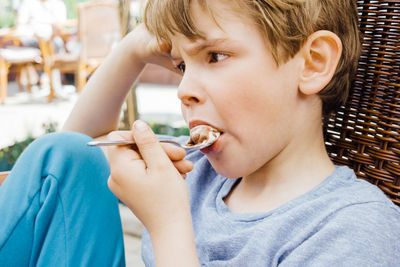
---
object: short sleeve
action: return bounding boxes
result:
[279,202,400,266]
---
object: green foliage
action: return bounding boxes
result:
[0,136,35,166]
[42,121,58,134]
[0,0,91,28]
[0,0,15,28]
[150,123,189,137]
[0,121,58,171]
[63,0,91,19]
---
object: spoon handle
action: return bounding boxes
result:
[87,139,183,147]
[87,140,136,146]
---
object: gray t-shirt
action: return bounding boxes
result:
[141,137,400,266]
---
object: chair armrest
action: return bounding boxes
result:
[0,171,10,185]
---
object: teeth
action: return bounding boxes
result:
[186,125,221,147]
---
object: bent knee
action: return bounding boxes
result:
[28,132,110,181]
[30,132,96,159]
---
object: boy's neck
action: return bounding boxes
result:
[224,117,335,213]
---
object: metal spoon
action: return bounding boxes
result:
[87,133,220,150]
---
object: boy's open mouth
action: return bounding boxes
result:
[186,125,222,148]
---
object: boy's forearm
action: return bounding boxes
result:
[62,34,146,138]
[150,216,200,267]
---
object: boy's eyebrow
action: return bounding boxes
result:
[186,38,230,55]
[171,38,230,60]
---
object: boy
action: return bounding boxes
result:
[67,0,399,265]
[1,0,399,266]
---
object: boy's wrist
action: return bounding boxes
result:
[149,214,200,266]
[118,31,148,68]
[148,213,192,237]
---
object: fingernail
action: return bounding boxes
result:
[134,120,148,132]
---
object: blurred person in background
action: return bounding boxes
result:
[16,0,67,49]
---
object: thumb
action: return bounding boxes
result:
[132,120,172,170]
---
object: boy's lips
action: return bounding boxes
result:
[188,120,225,154]
[200,131,224,154]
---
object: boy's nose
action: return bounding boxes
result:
[177,73,205,107]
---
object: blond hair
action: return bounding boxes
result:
[144,0,361,116]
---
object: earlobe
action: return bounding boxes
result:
[299,30,342,95]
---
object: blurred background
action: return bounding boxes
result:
[0,0,187,172]
[0,1,187,265]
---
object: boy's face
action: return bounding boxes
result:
[170,1,305,178]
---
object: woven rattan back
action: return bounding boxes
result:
[324,0,400,206]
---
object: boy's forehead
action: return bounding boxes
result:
[170,36,230,59]
[168,1,251,58]
[190,0,249,27]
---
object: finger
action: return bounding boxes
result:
[107,130,132,141]
[172,160,194,175]
[106,131,186,163]
[131,120,172,170]
[161,143,186,161]
[107,145,147,189]
[107,175,120,196]
[106,131,142,162]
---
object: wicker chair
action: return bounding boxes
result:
[324,0,400,206]
[1,1,399,209]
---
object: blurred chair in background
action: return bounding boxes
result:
[0,0,68,103]
[0,34,42,104]
[36,0,121,99]
[76,0,121,92]
[36,30,78,101]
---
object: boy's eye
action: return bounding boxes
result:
[209,52,228,63]
[176,62,185,73]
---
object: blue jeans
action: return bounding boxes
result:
[0,132,125,266]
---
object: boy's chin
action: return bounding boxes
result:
[208,158,249,179]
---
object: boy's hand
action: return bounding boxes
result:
[104,130,193,178]
[125,23,178,73]
[106,120,193,234]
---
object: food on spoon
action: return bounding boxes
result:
[186,125,221,147]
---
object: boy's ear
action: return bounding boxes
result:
[299,30,342,95]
